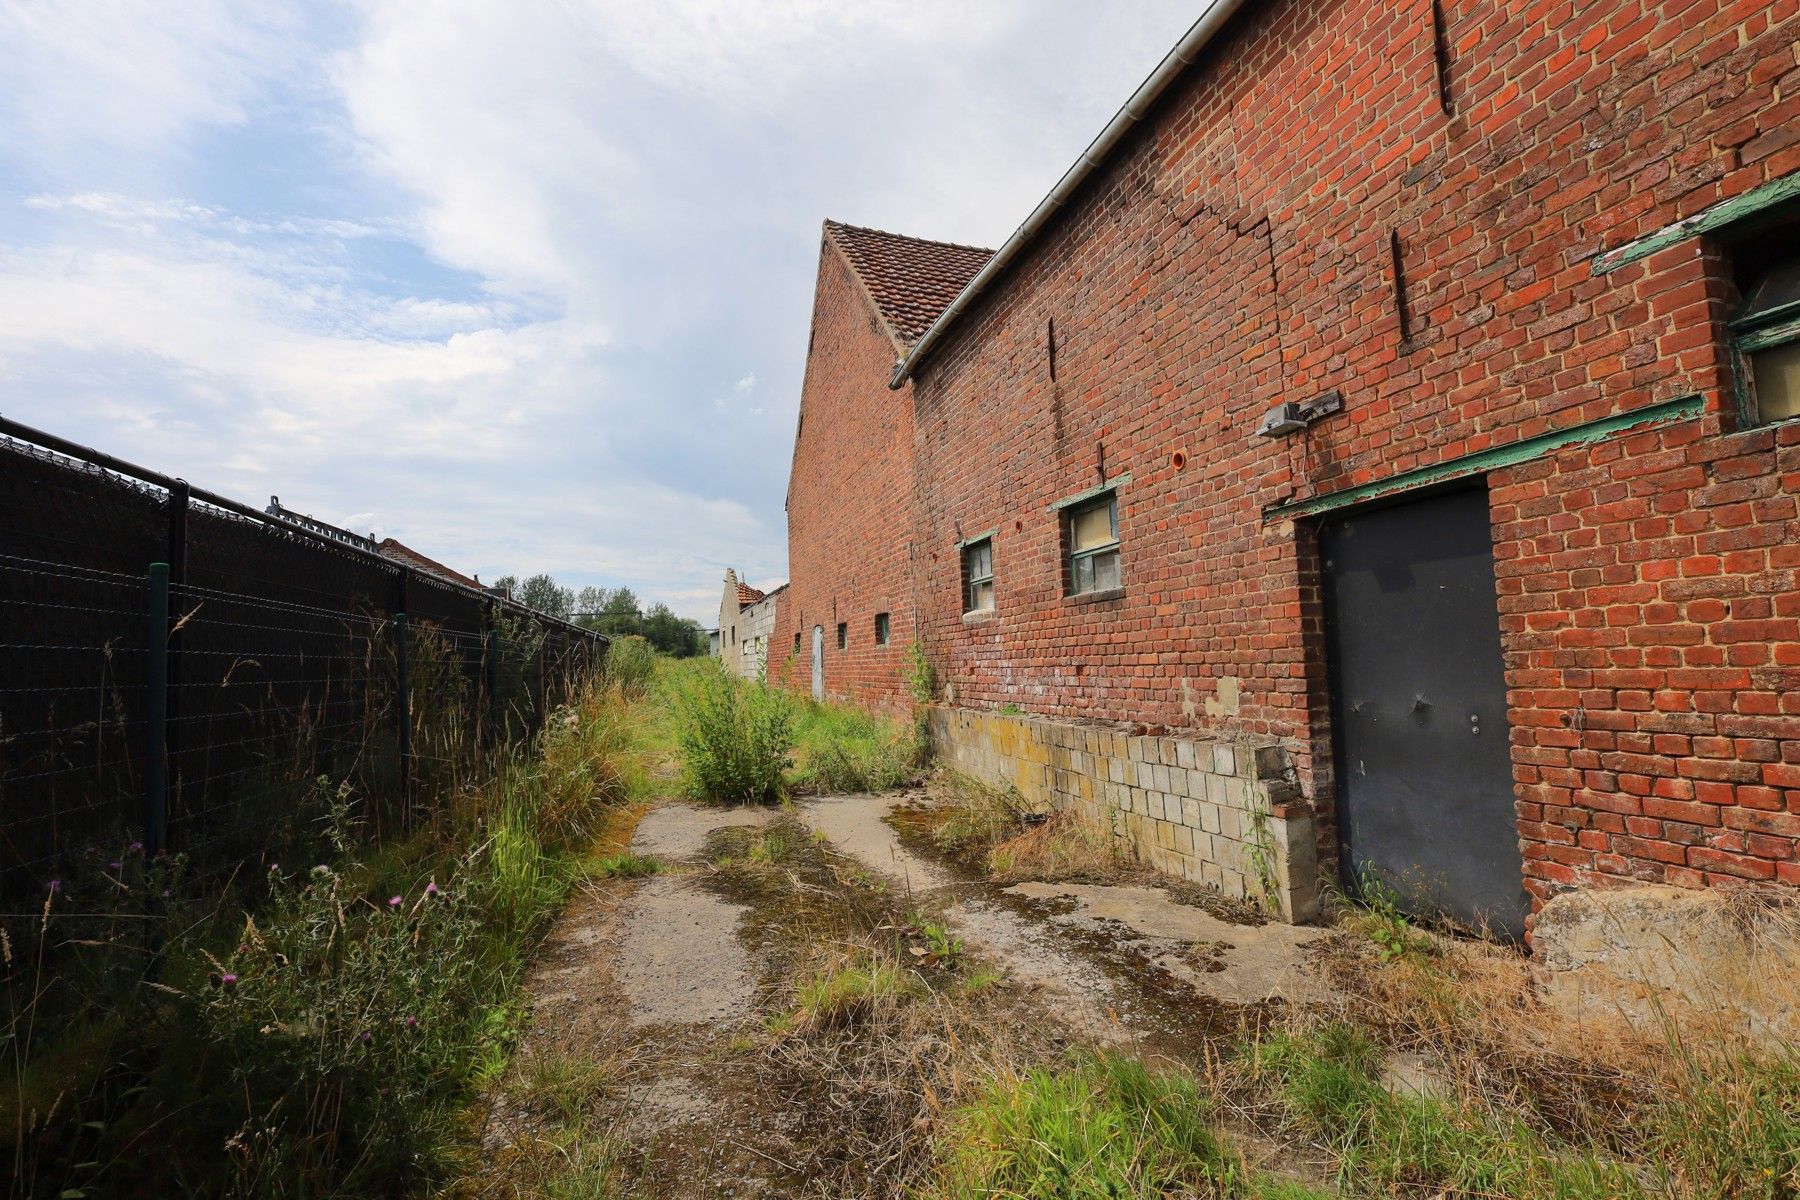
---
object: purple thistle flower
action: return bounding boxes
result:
[128,841,144,854]
[46,879,61,895]
[404,1015,418,1028]
[268,863,279,873]
[360,1031,372,1044]
[108,861,122,872]
[220,973,238,989]
[388,895,403,908]
[425,881,439,897]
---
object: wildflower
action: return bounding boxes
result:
[425,881,439,897]
[128,841,144,854]
[46,879,62,895]
[108,861,122,872]
[312,864,331,877]
[360,1031,372,1045]
[220,973,238,990]
[388,895,403,909]
[404,1015,418,1028]
[268,863,279,873]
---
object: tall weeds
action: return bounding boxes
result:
[3,666,646,1199]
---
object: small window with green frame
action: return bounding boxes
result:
[1734,237,1800,425]
[1066,491,1121,595]
[962,538,994,613]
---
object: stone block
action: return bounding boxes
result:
[1212,743,1237,777]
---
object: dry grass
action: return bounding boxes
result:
[988,809,1136,883]
[1219,908,1800,1198]
[911,768,1144,886]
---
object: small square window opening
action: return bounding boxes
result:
[874,612,891,644]
[962,538,994,613]
[1067,492,1121,595]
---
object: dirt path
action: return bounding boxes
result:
[477,790,1333,1198]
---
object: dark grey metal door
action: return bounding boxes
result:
[1322,486,1528,938]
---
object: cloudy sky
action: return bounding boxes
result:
[0,1,1197,622]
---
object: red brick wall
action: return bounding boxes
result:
[899,0,1800,910]
[775,234,920,712]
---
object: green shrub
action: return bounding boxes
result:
[675,665,795,805]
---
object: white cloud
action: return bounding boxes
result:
[0,1,306,176]
[0,1,1202,620]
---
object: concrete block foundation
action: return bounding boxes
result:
[928,707,1321,922]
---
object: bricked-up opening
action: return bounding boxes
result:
[1730,216,1800,425]
[962,538,994,613]
[1066,491,1120,595]
[874,611,890,644]
[1389,230,1413,343]
[836,621,847,650]
[1430,0,1454,115]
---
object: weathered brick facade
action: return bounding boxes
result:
[783,0,1800,925]
[775,224,988,711]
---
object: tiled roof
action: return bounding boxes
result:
[378,538,483,591]
[824,220,994,348]
[736,582,766,607]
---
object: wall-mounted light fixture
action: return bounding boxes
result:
[1255,389,1343,438]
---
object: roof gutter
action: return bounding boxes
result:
[887,0,1250,389]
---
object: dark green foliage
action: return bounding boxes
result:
[675,665,795,805]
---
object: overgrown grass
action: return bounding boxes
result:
[671,661,926,802]
[923,1053,1325,1200]
[789,700,925,794]
[4,668,649,1198]
[786,956,913,1033]
[1247,1023,1637,1198]
[1247,910,1800,1200]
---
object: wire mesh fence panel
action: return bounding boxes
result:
[0,430,606,901]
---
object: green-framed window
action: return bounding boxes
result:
[1734,243,1800,424]
[1066,492,1120,595]
[962,538,994,613]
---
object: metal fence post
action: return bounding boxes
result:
[395,611,411,829]
[146,562,170,857]
[484,602,500,744]
[165,480,188,834]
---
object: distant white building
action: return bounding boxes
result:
[715,569,786,681]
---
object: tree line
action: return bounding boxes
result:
[492,574,707,657]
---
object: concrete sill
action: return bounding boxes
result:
[960,608,997,625]
[1063,587,1125,607]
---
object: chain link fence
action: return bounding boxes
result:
[0,420,606,899]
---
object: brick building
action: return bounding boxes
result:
[774,221,991,710]
[780,0,1800,933]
